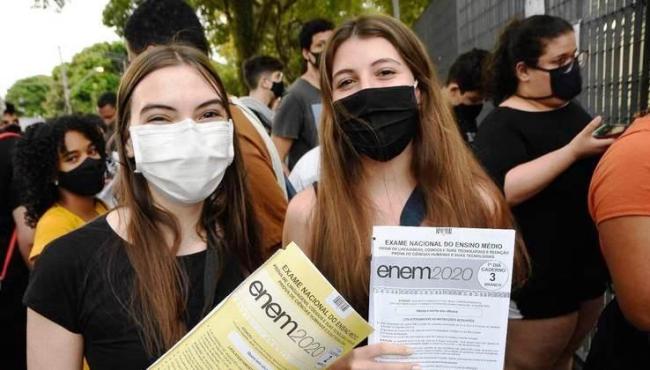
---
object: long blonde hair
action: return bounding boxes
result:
[310,15,529,315]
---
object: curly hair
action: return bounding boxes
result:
[13,115,106,228]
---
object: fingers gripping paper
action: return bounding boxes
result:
[149,243,373,370]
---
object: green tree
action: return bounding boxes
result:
[5,75,52,117]
[39,0,429,94]
[44,41,127,117]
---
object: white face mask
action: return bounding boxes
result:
[129,118,234,204]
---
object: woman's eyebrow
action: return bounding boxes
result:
[140,104,176,115]
[194,98,224,111]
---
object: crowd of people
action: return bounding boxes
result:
[1,0,648,369]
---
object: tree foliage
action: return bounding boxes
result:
[6,75,52,117]
[44,41,127,117]
[34,0,429,95]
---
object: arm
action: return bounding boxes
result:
[598,216,650,330]
[27,308,83,370]
[12,206,34,266]
[282,187,316,256]
[271,135,293,176]
[504,116,613,206]
[283,191,417,370]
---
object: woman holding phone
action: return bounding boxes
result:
[474,15,614,370]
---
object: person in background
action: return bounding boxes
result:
[96,92,117,153]
[240,55,285,134]
[0,120,32,370]
[474,15,614,370]
[13,116,108,265]
[24,44,262,370]
[283,15,530,369]
[272,18,334,172]
[585,112,650,369]
[2,102,21,134]
[442,48,490,144]
[124,0,287,257]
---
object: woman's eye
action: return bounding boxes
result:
[199,110,223,121]
[88,147,98,155]
[65,155,78,163]
[146,115,169,123]
[378,69,395,77]
[337,79,353,88]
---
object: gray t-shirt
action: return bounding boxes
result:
[272,78,322,170]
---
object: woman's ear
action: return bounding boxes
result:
[125,138,135,158]
[414,80,422,105]
[515,61,531,83]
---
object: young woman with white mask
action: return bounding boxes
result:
[283,15,530,370]
[24,45,261,370]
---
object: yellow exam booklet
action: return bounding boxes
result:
[149,242,373,369]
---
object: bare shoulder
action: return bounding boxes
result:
[283,187,317,258]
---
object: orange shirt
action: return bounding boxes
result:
[230,104,287,258]
[589,115,650,225]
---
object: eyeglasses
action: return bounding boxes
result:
[533,51,588,74]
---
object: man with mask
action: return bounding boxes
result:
[442,48,490,144]
[1,103,21,134]
[240,55,285,134]
[272,18,334,172]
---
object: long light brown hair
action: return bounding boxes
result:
[311,15,529,315]
[114,44,261,354]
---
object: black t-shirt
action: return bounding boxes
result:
[0,133,29,370]
[474,103,606,306]
[23,216,244,370]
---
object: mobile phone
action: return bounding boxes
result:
[592,122,628,139]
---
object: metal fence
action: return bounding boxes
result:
[414,0,650,123]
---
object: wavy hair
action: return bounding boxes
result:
[13,115,106,228]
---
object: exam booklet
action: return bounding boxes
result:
[369,226,516,370]
[150,242,373,370]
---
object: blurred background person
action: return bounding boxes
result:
[586,112,650,369]
[14,116,108,266]
[240,55,285,134]
[442,48,490,144]
[2,102,21,134]
[272,18,334,172]
[0,116,32,370]
[474,15,614,370]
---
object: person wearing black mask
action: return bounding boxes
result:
[13,116,108,267]
[474,15,614,370]
[272,18,334,173]
[284,15,530,369]
[240,55,286,134]
[442,49,490,144]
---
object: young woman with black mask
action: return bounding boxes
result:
[284,15,530,370]
[23,45,261,370]
[474,15,614,370]
[14,116,108,266]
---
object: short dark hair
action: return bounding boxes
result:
[4,102,16,115]
[446,48,490,93]
[299,18,334,51]
[97,92,117,108]
[124,0,209,56]
[242,56,284,89]
[487,15,574,103]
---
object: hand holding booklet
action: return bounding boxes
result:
[149,242,373,370]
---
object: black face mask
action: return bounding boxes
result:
[57,157,106,196]
[453,103,483,124]
[271,80,285,98]
[520,60,582,101]
[309,51,321,68]
[335,85,419,162]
